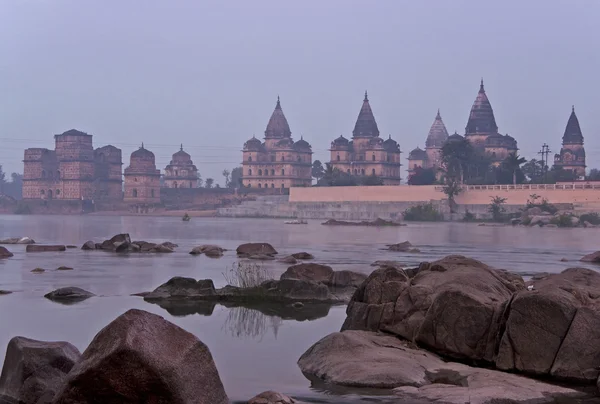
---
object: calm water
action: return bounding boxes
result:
[0,215,599,403]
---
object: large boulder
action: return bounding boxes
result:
[144,278,217,301]
[496,267,600,382]
[342,255,524,363]
[44,287,95,303]
[0,247,13,259]
[280,263,334,284]
[529,215,552,226]
[298,330,585,403]
[80,241,95,251]
[0,337,81,404]
[236,243,278,257]
[51,309,228,404]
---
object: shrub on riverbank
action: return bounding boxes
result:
[222,262,272,288]
[403,203,444,222]
[550,214,575,228]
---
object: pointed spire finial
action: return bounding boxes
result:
[436,108,441,119]
[141,142,144,149]
[364,90,368,101]
[389,134,391,139]
[572,105,575,113]
[180,143,183,151]
[276,95,281,109]
[480,78,484,92]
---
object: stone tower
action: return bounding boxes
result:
[424,109,449,169]
[329,92,401,184]
[55,129,95,200]
[465,80,499,148]
[94,145,123,200]
[554,106,586,177]
[124,145,161,204]
[242,97,312,189]
[164,145,198,188]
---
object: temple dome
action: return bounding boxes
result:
[562,106,584,145]
[243,136,263,151]
[408,147,428,160]
[465,80,498,135]
[265,97,292,138]
[352,91,380,138]
[383,135,400,153]
[426,110,449,148]
[331,135,350,148]
[131,145,155,160]
[447,132,465,143]
[293,137,311,151]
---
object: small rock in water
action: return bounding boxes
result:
[248,391,295,404]
[26,245,66,252]
[56,266,74,271]
[0,246,14,259]
[31,268,45,273]
[560,258,569,262]
[278,256,298,265]
[81,241,96,250]
[291,252,314,260]
[0,290,12,295]
[44,287,95,303]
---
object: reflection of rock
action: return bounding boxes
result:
[44,287,95,304]
[51,309,229,404]
[152,300,217,317]
[0,337,81,404]
[298,330,586,403]
[248,391,296,404]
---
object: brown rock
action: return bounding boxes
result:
[150,244,174,253]
[0,337,81,404]
[343,255,524,363]
[56,266,73,271]
[580,251,600,263]
[189,245,225,257]
[26,245,66,253]
[31,268,45,274]
[0,247,13,258]
[497,268,600,382]
[277,256,298,265]
[280,263,334,284]
[291,252,314,260]
[80,241,95,250]
[248,391,295,404]
[51,309,228,404]
[236,243,278,257]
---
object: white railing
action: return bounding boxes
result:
[434,183,600,192]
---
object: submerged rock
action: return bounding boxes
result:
[248,391,295,404]
[31,268,45,274]
[236,243,278,257]
[0,247,13,259]
[51,309,229,404]
[385,241,413,252]
[291,252,314,260]
[56,266,73,271]
[0,290,12,295]
[0,336,81,404]
[298,330,586,403]
[25,245,66,252]
[44,287,95,303]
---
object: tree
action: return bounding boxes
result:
[488,196,507,222]
[547,166,577,183]
[498,153,526,185]
[222,169,231,188]
[197,173,204,188]
[587,169,600,181]
[205,178,214,188]
[360,174,384,186]
[0,165,5,194]
[312,160,325,181]
[522,159,545,183]
[442,177,463,213]
[317,163,357,186]
[441,138,475,183]
[230,167,243,188]
[408,167,437,185]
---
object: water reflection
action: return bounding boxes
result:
[147,299,332,340]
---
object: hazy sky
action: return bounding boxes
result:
[1,0,598,183]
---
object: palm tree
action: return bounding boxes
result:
[502,153,527,185]
[441,138,474,184]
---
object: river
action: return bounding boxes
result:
[0,215,599,403]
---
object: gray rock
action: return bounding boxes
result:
[277,256,298,265]
[0,237,35,245]
[580,251,600,263]
[150,243,174,253]
[144,277,217,300]
[329,270,367,288]
[298,330,586,404]
[0,337,81,404]
[81,241,95,250]
[236,243,278,257]
[281,263,334,284]
[530,215,552,226]
[51,309,229,404]
[31,268,45,274]
[26,245,66,252]
[189,245,225,257]
[0,247,13,259]
[44,287,94,303]
[385,241,413,252]
[291,252,314,260]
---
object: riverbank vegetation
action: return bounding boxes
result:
[403,203,444,222]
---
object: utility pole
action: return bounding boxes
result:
[538,143,551,183]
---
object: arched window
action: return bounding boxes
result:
[387,155,390,162]
[56,189,60,195]
[281,155,285,161]
[372,169,376,175]
[133,189,138,198]
[271,183,275,188]
[174,182,178,188]
[372,154,376,161]
[41,189,45,196]
[249,169,252,176]
[354,169,357,175]
[258,169,263,176]
[270,155,275,162]
[134,177,138,182]
[281,169,285,176]
[57,171,60,179]
[47,190,53,199]
[281,184,285,189]
[175,170,179,176]
[247,184,252,188]
[248,156,253,162]
[98,153,105,162]
[49,171,53,179]
[42,171,46,179]
[336,154,340,161]
[258,183,262,188]
[151,189,155,198]
[270,169,275,176]
[361,169,365,175]
[297,156,301,162]
[359,155,363,161]
[190,181,193,188]
[347,169,350,174]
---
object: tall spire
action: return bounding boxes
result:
[562,106,584,145]
[426,109,449,148]
[465,79,498,135]
[352,91,379,138]
[265,96,291,138]
[180,143,183,151]
[141,142,144,149]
